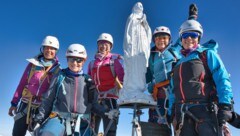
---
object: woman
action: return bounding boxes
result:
[88,33,124,136]
[169,19,234,136]
[8,35,61,136]
[34,44,116,136]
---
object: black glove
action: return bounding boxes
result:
[217,103,233,126]
[228,111,240,128]
[188,3,198,19]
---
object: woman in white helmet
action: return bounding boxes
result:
[88,33,124,136]
[145,26,181,135]
[8,35,61,136]
[169,15,235,136]
[34,44,117,136]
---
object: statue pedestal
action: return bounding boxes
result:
[118,88,156,106]
[118,102,157,136]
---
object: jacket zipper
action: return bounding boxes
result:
[74,76,78,112]
[179,64,186,101]
[199,72,205,96]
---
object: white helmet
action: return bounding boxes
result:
[41,36,59,50]
[97,33,113,49]
[153,26,171,37]
[66,44,87,59]
[179,20,203,37]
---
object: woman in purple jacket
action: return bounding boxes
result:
[8,36,61,136]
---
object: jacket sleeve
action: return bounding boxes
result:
[36,76,58,121]
[168,77,175,115]
[206,50,233,104]
[11,63,32,107]
[114,58,124,83]
[89,81,107,117]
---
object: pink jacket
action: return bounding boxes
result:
[11,57,60,107]
[88,53,124,99]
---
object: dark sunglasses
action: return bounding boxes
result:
[67,57,84,63]
[181,32,199,39]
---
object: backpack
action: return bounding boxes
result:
[89,54,123,78]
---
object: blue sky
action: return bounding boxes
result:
[0,0,240,135]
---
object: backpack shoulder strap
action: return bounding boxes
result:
[53,70,66,107]
[83,74,94,103]
[89,60,95,75]
[109,58,116,78]
[168,48,178,62]
[198,50,211,75]
[27,64,36,83]
[109,54,122,78]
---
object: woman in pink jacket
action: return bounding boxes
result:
[8,36,61,136]
[88,33,124,136]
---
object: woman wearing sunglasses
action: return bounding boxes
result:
[33,44,116,136]
[169,19,235,136]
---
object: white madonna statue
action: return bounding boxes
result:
[118,2,156,106]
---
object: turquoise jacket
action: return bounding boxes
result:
[168,40,233,114]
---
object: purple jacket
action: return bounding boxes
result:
[11,57,60,107]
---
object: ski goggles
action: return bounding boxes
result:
[181,32,199,39]
[67,57,84,63]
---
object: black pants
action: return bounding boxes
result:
[12,102,38,136]
[94,98,118,136]
[175,103,218,136]
[12,102,28,136]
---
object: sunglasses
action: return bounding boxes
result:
[67,57,84,63]
[181,32,199,39]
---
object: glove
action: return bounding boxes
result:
[217,103,233,126]
[105,109,120,120]
[8,106,17,116]
[228,111,240,128]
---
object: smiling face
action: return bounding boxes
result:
[67,57,85,73]
[154,34,170,52]
[97,40,112,55]
[181,31,200,49]
[43,46,57,60]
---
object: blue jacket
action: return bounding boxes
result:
[146,43,182,93]
[168,40,233,114]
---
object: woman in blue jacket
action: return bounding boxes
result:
[169,19,235,136]
[145,26,180,135]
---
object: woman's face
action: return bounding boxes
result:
[67,57,85,73]
[154,34,170,51]
[43,46,57,60]
[181,31,199,49]
[97,40,111,55]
